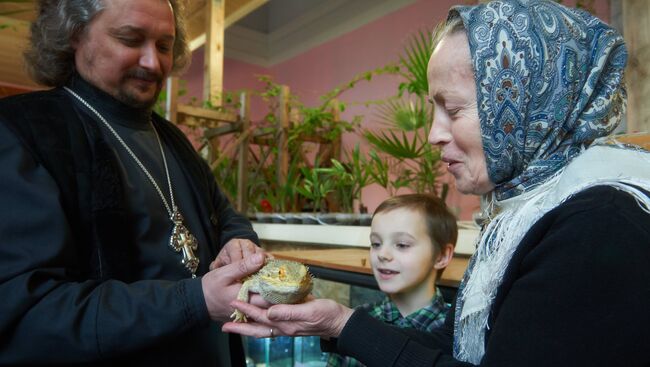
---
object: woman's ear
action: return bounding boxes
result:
[434,243,455,270]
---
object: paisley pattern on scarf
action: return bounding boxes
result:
[452,0,627,201]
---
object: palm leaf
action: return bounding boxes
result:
[367,150,390,189]
[364,128,423,159]
[374,97,431,131]
[399,30,433,96]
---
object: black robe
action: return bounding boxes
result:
[0,76,258,366]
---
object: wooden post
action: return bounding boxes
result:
[289,106,301,124]
[315,98,342,165]
[204,0,224,107]
[323,99,343,212]
[276,85,290,188]
[329,98,342,161]
[623,0,650,133]
[236,91,250,213]
[165,77,179,123]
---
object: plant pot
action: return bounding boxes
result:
[285,213,302,224]
[334,213,357,226]
[317,213,337,225]
[299,213,319,224]
[255,212,273,223]
[358,213,373,226]
[271,213,286,224]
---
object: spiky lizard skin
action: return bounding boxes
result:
[231,259,313,322]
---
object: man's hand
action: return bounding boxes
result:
[210,238,264,270]
[201,253,270,322]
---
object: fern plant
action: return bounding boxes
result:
[364,29,447,199]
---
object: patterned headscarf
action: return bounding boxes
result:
[446,1,631,364]
[452,0,627,200]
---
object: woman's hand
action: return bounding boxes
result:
[222,296,354,339]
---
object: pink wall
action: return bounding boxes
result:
[181,0,611,219]
[180,48,271,122]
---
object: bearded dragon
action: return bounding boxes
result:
[231,259,313,323]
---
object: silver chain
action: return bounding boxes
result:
[64,87,176,218]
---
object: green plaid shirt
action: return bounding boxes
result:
[326,288,450,367]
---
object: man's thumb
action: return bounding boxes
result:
[234,253,265,278]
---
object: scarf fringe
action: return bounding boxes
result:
[455,173,563,364]
[454,162,650,364]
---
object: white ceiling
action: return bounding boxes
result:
[224,0,418,67]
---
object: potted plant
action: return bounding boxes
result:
[295,162,335,221]
[325,143,374,223]
[363,29,447,199]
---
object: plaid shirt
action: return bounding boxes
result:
[326,288,450,367]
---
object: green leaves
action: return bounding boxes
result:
[367,150,390,191]
[359,28,445,198]
[365,95,432,161]
[199,26,447,212]
[398,30,433,97]
[296,164,335,213]
[347,143,372,200]
[364,128,423,159]
[375,96,431,131]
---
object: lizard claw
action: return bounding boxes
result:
[230,309,248,323]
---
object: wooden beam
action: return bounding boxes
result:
[165,77,179,123]
[0,2,36,22]
[187,0,268,51]
[251,137,274,146]
[0,83,31,97]
[204,0,224,107]
[276,85,290,188]
[186,0,207,48]
[177,104,237,122]
[189,34,207,52]
[236,91,251,213]
[0,16,39,89]
[176,104,238,128]
[204,122,243,138]
[253,127,275,137]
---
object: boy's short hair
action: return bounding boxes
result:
[373,193,458,257]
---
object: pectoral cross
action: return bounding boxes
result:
[170,210,200,278]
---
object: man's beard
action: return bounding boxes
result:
[117,68,164,110]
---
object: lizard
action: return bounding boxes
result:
[231,258,313,323]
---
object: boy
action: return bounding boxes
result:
[327,193,457,366]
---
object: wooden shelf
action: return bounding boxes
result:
[176,104,238,128]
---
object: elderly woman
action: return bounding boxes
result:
[224,0,650,365]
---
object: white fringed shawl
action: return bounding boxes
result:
[454,145,650,364]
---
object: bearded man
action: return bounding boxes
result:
[0,1,267,365]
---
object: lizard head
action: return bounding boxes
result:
[257,259,313,304]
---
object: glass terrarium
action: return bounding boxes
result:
[242,274,388,366]
[244,335,328,366]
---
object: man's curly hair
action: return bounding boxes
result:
[24,0,191,87]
